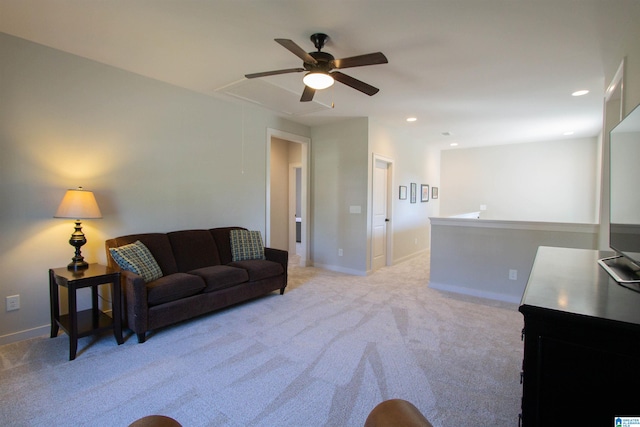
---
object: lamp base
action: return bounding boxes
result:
[67,220,89,271]
[67,260,89,271]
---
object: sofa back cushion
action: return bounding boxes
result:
[210,227,246,265]
[167,230,221,272]
[105,233,178,275]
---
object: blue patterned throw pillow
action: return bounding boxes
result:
[230,230,265,262]
[109,240,163,283]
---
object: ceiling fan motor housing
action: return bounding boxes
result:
[305,51,335,72]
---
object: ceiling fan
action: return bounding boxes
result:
[245,33,388,102]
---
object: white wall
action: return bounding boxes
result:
[0,33,310,343]
[368,121,440,263]
[440,138,599,223]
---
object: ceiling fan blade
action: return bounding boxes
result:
[332,71,380,96]
[331,52,388,69]
[275,39,318,64]
[245,68,305,79]
[300,86,316,102]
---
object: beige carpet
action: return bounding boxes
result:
[0,254,523,426]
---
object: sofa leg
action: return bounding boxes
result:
[137,332,146,343]
[280,287,286,295]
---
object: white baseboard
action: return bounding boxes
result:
[313,250,430,276]
[429,281,521,304]
[311,262,367,276]
[0,324,50,346]
[0,309,114,346]
[393,249,429,265]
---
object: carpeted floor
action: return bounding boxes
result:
[0,254,524,427]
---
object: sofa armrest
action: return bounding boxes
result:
[264,247,288,266]
[264,247,288,293]
[120,269,149,338]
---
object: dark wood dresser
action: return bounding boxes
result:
[519,246,640,426]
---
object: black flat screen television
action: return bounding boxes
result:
[598,103,640,289]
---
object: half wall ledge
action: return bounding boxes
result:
[428,217,599,303]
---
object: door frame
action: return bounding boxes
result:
[266,128,311,266]
[288,162,302,256]
[371,153,394,270]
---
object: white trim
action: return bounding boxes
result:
[605,57,625,120]
[429,282,521,304]
[266,128,311,265]
[312,262,367,276]
[429,217,599,234]
[394,249,429,265]
[371,154,394,270]
[289,162,302,260]
[0,324,49,346]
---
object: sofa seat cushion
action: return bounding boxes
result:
[229,259,284,282]
[146,273,206,307]
[189,265,249,292]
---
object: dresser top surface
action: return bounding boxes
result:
[520,246,640,327]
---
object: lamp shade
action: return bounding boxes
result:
[54,187,102,219]
[303,72,335,90]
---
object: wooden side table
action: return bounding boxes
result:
[49,263,123,360]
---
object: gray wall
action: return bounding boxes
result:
[0,33,310,343]
[311,118,370,274]
[430,218,599,302]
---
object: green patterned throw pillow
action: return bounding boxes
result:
[109,240,163,283]
[230,230,265,261]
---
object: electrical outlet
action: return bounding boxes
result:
[338,248,343,256]
[6,295,20,311]
[414,238,418,245]
[509,269,518,281]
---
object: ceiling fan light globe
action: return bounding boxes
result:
[303,72,334,90]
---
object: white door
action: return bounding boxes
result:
[372,158,390,270]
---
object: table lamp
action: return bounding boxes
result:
[54,187,103,270]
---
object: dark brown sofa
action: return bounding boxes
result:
[105,227,287,343]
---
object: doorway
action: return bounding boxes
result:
[266,129,310,267]
[371,154,393,271]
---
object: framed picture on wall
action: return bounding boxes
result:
[421,184,429,202]
[399,185,407,200]
[410,183,417,203]
[432,187,439,199]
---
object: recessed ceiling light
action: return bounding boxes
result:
[406,117,417,122]
[450,142,459,147]
[563,131,575,136]
[572,90,589,97]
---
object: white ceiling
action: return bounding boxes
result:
[1,0,637,149]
